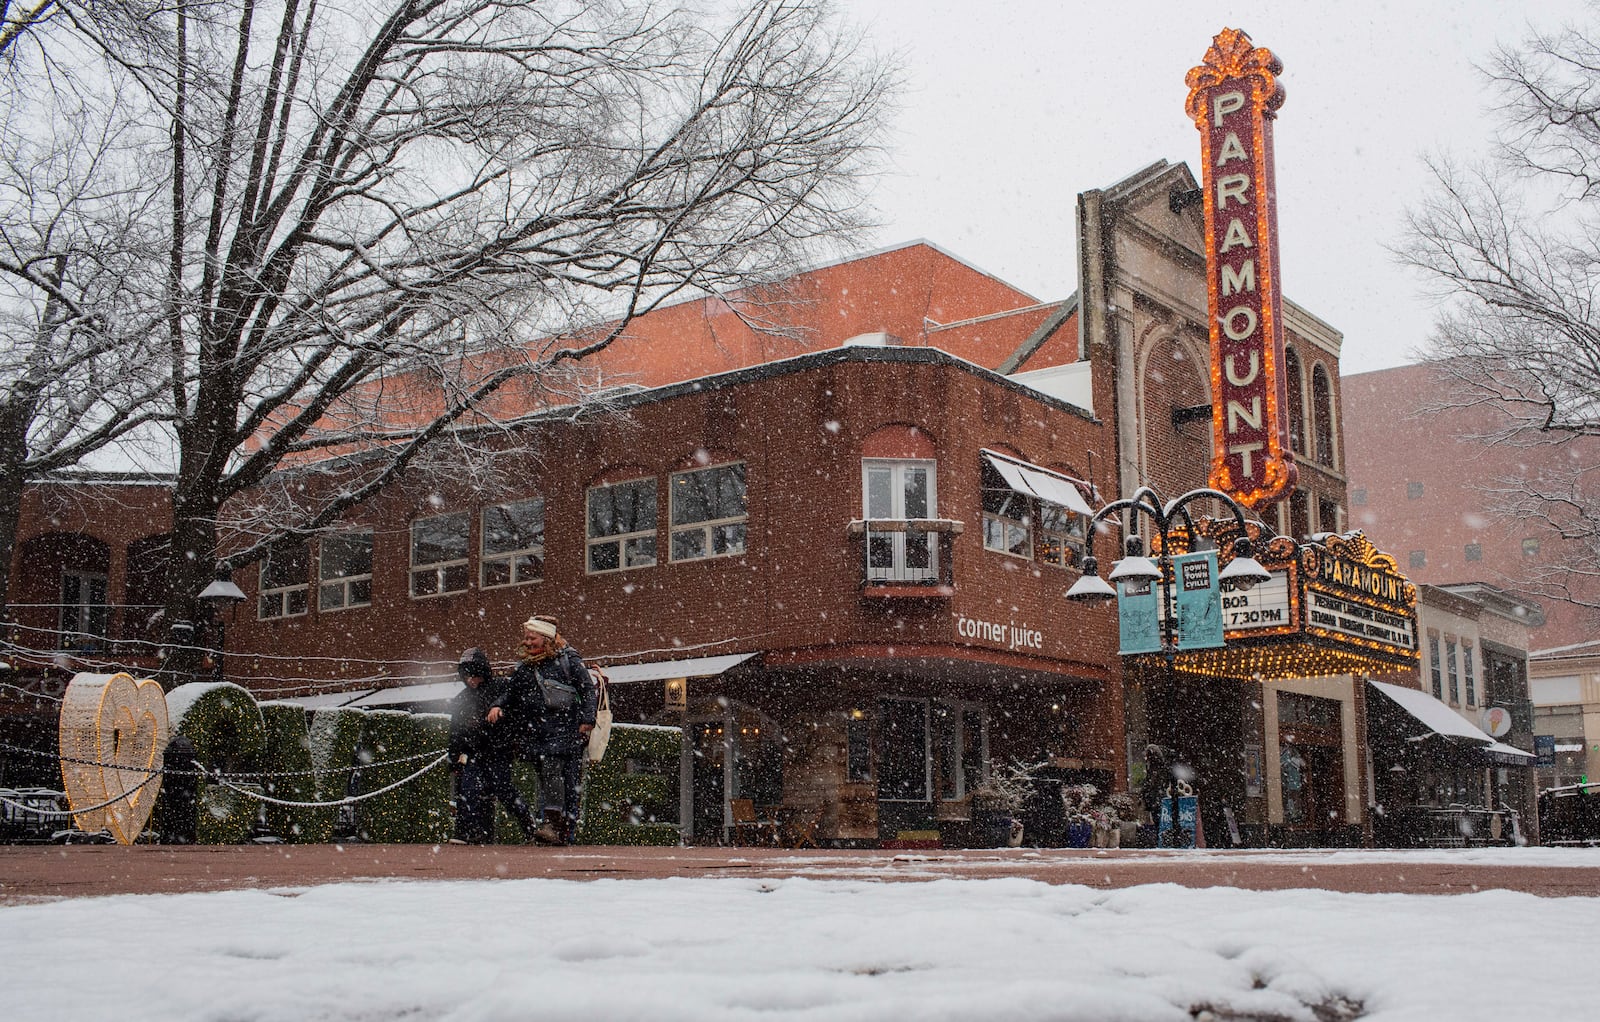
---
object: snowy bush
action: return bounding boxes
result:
[352,710,452,844]
[167,682,267,844]
[577,724,682,846]
[259,702,328,843]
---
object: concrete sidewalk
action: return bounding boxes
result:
[4,844,1599,903]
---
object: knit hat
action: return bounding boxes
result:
[523,617,557,639]
[457,647,492,680]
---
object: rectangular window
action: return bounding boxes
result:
[481,498,544,588]
[670,463,747,562]
[934,700,989,801]
[1038,501,1086,569]
[980,462,1030,558]
[60,571,109,649]
[1317,498,1340,535]
[1407,481,1424,500]
[318,531,373,611]
[1464,543,1482,562]
[259,542,310,619]
[1521,537,1540,558]
[1463,644,1476,707]
[1446,638,1460,704]
[588,477,657,573]
[1350,488,1367,506]
[878,697,930,802]
[1409,549,1426,569]
[863,459,937,581]
[846,710,873,782]
[1429,634,1443,700]
[410,513,470,597]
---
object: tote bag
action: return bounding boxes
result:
[585,670,613,763]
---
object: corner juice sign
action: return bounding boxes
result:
[1186,29,1297,509]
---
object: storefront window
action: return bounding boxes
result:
[878,697,929,801]
[846,711,872,782]
[934,701,988,801]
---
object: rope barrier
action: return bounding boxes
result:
[0,769,161,818]
[0,738,448,781]
[200,755,449,809]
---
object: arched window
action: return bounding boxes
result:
[1283,346,1306,456]
[1311,364,1335,468]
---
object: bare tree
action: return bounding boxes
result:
[1402,14,1600,609]
[0,18,174,621]
[7,0,891,672]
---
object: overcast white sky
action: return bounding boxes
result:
[849,0,1597,375]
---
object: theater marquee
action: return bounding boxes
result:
[1186,28,1297,509]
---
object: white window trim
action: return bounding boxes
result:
[259,546,310,620]
[587,477,658,574]
[1462,643,1477,708]
[318,531,373,612]
[409,513,470,599]
[862,458,939,582]
[1037,501,1087,569]
[481,499,545,589]
[669,462,748,563]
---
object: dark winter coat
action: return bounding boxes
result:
[496,647,597,756]
[447,675,517,765]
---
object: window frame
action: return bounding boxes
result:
[1037,500,1087,569]
[59,570,110,649]
[409,512,471,599]
[934,699,989,802]
[669,462,748,563]
[259,541,311,620]
[1463,643,1477,707]
[587,476,658,574]
[1428,633,1443,700]
[481,497,545,589]
[980,463,1031,560]
[877,696,933,803]
[318,530,374,612]
[1446,637,1460,705]
[862,458,938,581]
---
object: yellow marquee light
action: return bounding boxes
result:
[58,672,168,845]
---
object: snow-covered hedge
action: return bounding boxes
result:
[258,702,328,842]
[167,682,267,843]
[577,724,682,846]
[352,710,452,843]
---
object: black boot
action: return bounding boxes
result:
[532,809,564,846]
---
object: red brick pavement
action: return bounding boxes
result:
[3,844,1598,903]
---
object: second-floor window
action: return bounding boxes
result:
[1463,644,1477,707]
[411,513,470,597]
[260,542,310,619]
[1446,638,1460,704]
[863,458,936,581]
[588,477,657,573]
[482,498,545,588]
[981,479,1030,558]
[670,463,747,561]
[60,571,109,649]
[1429,634,1443,700]
[319,531,373,611]
[1038,502,1086,568]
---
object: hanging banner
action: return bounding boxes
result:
[1117,576,1162,656]
[1174,550,1224,651]
[1186,28,1297,508]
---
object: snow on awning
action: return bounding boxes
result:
[268,689,376,709]
[1368,679,1498,744]
[980,449,1094,516]
[595,652,755,685]
[1483,741,1537,765]
[348,680,461,708]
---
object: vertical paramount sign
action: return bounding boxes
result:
[1186,29,1297,508]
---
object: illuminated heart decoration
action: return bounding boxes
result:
[58,672,168,845]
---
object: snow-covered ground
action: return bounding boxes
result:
[5,850,1598,1021]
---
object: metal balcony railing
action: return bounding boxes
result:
[846,519,962,594]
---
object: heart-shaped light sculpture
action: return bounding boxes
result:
[58,672,169,845]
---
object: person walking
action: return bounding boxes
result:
[447,647,539,844]
[487,617,596,845]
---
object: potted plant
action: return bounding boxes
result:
[1061,783,1098,847]
[969,758,1043,847]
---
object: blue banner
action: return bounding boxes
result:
[1116,575,1161,655]
[1173,550,1224,651]
[1158,794,1199,848]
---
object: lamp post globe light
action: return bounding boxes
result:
[197,565,247,682]
[1065,486,1271,847]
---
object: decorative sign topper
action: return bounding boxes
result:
[59,672,169,845]
[1186,28,1297,508]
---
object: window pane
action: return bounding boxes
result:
[412,514,468,565]
[483,499,544,555]
[442,562,470,593]
[482,559,512,588]
[624,536,657,567]
[287,589,309,616]
[319,583,346,611]
[589,541,620,573]
[672,530,707,561]
[264,543,309,588]
[321,532,372,581]
[589,479,656,537]
[866,467,892,518]
[712,523,746,556]
[879,699,928,801]
[672,464,746,525]
[903,468,929,518]
[350,578,371,605]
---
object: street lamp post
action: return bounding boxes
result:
[197,565,247,682]
[1065,486,1271,847]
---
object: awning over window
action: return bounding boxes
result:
[980,449,1094,515]
[1368,679,1534,766]
[596,652,755,685]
